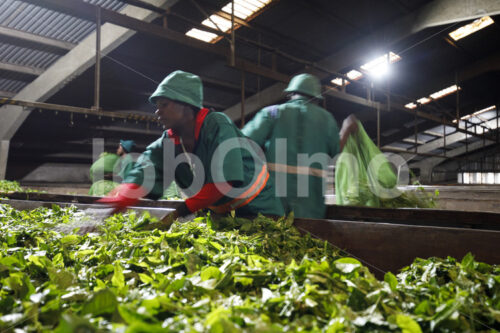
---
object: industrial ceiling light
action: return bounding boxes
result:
[186,28,218,42]
[416,97,431,105]
[449,16,495,41]
[429,85,459,100]
[186,0,271,43]
[360,52,401,79]
[406,85,460,109]
[404,102,417,109]
[330,69,363,86]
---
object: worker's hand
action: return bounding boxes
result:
[342,114,359,135]
[339,115,359,151]
[96,183,146,214]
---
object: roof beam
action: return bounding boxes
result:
[410,137,497,171]
[0,61,44,76]
[0,91,15,98]
[22,0,293,85]
[225,0,500,121]
[0,25,75,53]
[0,0,178,142]
[413,0,500,28]
[23,0,226,57]
[399,118,498,160]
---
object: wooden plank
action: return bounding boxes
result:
[294,218,500,277]
[326,204,500,230]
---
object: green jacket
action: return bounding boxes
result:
[125,110,284,217]
[118,154,134,181]
[242,97,340,219]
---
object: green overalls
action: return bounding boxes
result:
[125,110,284,216]
[242,97,340,219]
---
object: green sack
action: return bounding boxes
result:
[335,121,437,208]
[89,153,120,182]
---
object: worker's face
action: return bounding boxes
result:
[155,98,186,130]
[117,145,124,156]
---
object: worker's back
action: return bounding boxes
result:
[243,96,340,218]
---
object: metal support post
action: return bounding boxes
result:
[0,140,9,180]
[230,0,235,67]
[240,71,245,128]
[497,105,499,143]
[377,104,380,148]
[455,71,459,128]
[443,116,446,157]
[414,108,418,154]
[93,6,101,111]
[257,33,261,93]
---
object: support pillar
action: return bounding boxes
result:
[0,140,10,180]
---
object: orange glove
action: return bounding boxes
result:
[96,183,146,213]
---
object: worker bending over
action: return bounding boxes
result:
[98,70,284,222]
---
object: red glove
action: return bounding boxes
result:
[185,182,232,213]
[96,183,146,213]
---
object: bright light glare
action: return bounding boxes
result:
[347,69,363,80]
[449,16,494,41]
[360,52,401,79]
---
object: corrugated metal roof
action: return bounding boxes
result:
[0,0,126,93]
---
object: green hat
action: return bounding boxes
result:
[284,73,323,99]
[120,140,136,153]
[149,70,203,108]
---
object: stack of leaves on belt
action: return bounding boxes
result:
[0,180,38,194]
[0,203,499,332]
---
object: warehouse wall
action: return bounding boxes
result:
[20,163,90,184]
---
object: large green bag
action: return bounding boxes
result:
[335,121,437,208]
[89,153,120,182]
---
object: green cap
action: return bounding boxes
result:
[149,70,203,108]
[284,73,323,99]
[120,140,136,153]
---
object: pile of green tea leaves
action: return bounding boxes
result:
[1,203,499,332]
[0,180,39,194]
[379,187,439,209]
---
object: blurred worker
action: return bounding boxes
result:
[98,70,284,222]
[242,73,358,219]
[116,139,136,180]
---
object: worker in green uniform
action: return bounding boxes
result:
[242,73,358,219]
[116,139,136,180]
[98,70,284,221]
